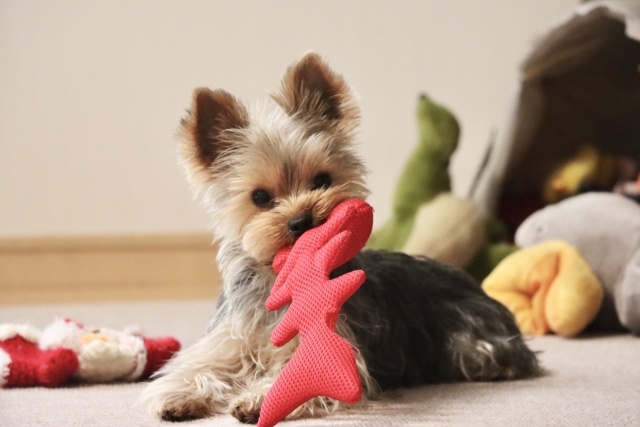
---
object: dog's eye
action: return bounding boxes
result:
[311,172,332,190]
[251,189,274,207]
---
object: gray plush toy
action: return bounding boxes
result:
[516,193,640,335]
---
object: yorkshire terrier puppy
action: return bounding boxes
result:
[141,52,541,424]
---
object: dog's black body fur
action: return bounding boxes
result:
[337,250,540,390]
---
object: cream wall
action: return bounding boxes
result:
[0,0,577,237]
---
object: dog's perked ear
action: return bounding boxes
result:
[273,52,359,130]
[179,88,249,183]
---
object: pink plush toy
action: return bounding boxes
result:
[258,199,373,427]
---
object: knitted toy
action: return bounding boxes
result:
[0,324,78,388]
[0,318,181,387]
[515,193,640,335]
[482,240,604,337]
[258,199,373,427]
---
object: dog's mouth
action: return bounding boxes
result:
[263,216,329,268]
[266,196,358,268]
[293,214,331,239]
[286,213,314,240]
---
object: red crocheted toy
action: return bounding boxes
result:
[258,199,373,427]
[0,319,181,388]
[0,324,79,388]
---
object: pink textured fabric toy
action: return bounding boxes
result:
[258,199,373,427]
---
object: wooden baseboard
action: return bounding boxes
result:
[0,234,221,304]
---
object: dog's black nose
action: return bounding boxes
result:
[287,214,313,238]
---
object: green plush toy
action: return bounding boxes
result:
[367,94,517,282]
[367,94,460,251]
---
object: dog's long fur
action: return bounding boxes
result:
[140,52,541,424]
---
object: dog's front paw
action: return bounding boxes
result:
[230,392,264,424]
[160,399,210,422]
[140,374,213,421]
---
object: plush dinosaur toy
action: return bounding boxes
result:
[367,94,514,281]
[401,192,487,268]
[367,94,460,251]
[258,199,373,427]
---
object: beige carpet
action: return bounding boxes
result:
[1,300,639,427]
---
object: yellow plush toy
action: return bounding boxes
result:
[542,144,617,204]
[482,240,603,337]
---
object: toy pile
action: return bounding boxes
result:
[0,318,180,388]
[475,3,640,338]
[369,4,640,338]
[484,192,640,337]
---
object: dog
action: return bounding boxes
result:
[140,52,541,424]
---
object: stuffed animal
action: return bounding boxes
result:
[482,240,603,337]
[259,199,373,427]
[614,173,640,203]
[401,193,486,268]
[515,192,640,335]
[0,324,79,388]
[367,94,460,251]
[542,144,617,204]
[366,94,515,280]
[40,318,181,382]
[0,318,181,387]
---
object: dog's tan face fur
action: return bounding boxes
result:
[179,52,369,263]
